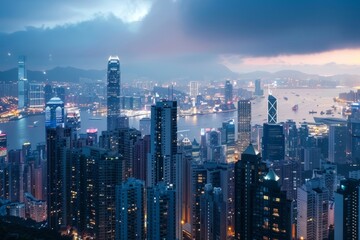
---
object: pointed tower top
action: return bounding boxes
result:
[242,143,259,156]
[264,168,280,182]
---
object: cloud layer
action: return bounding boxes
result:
[1,0,360,72]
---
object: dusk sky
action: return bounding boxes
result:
[1,0,360,75]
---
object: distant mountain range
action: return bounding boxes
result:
[1,65,360,86]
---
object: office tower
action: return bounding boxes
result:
[107,56,121,131]
[148,100,177,187]
[24,192,47,222]
[190,162,208,239]
[65,107,81,131]
[45,96,71,230]
[45,97,65,128]
[0,131,7,159]
[200,184,226,240]
[28,83,44,109]
[224,80,233,103]
[116,178,145,240]
[44,84,53,104]
[284,120,298,160]
[117,115,129,129]
[139,117,151,137]
[7,149,22,202]
[237,100,251,155]
[55,86,65,103]
[221,119,236,162]
[262,123,285,161]
[334,178,360,240]
[8,202,26,219]
[271,160,301,200]
[328,124,347,164]
[234,144,267,240]
[254,79,264,96]
[253,169,293,240]
[348,103,360,163]
[189,81,199,98]
[206,129,225,163]
[297,178,329,240]
[78,147,122,239]
[86,128,98,146]
[18,56,29,109]
[133,135,150,183]
[147,182,176,240]
[117,128,141,180]
[267,94,277,124]
[314,163,337,200]
[302,147,321,171]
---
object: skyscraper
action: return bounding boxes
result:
[147,100,177,187]
[45,97,65,128]
[348,103,360,163]
[329,124,347,164]
[253,169,293,240]
[234,144,267,240]
[107,56,121,131]
[189,81,199,98]
[237,100,251,155]
[267,94,277,124]
[297,178,329,240]
[18,56,29,109]
[254,79,264,96]
[262,123,285,161]
[28,83,44,109]
[335,178,360,240]
[224,80,233,103]
[200,184,226,240]
[116,178,145,240]
[44,84,53,105]
[147,182,176,240]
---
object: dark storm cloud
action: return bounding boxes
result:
[1,0,360,70]
[178,0,360,56]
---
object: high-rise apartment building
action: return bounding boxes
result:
[147,100,177,187]
[107,56,121,131]
[116,178,145,240]
[147,182,176,240]
[297,178,329,240]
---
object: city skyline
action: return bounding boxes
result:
[1,1,360,240]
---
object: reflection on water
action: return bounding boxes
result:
[0,88,351,149]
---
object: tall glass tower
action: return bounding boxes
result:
[18,56,28,109]
[267,94,277,124]
[238,100,251,155]
[107,56,121,131]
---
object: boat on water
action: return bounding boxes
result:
[292,104,298,111]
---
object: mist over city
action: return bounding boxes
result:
[0,1,360,240]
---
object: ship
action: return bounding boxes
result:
[292,104,298,111]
